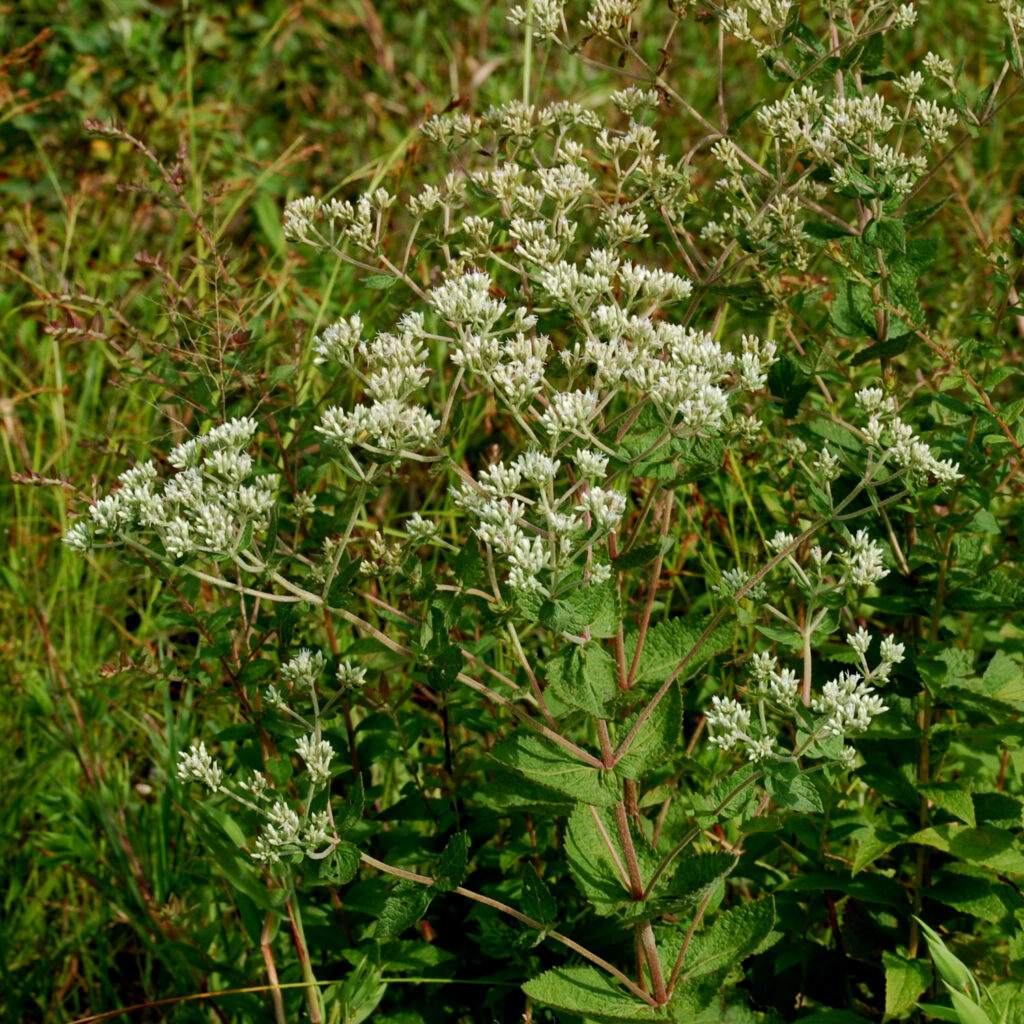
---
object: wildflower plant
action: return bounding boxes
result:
[64,1,1024,1021]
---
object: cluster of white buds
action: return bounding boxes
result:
[507,0,566,39]
[707,628,898,766]
[176,741,224,791]
[296,734,335,787]
[251,803,336,866]
[582,0,642,39]
[451,447,623,596]
[63,416,278,562]
[856,388,963,486]
[313,311,441,465]
[283,189,395,252]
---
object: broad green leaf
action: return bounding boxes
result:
[931,864,1022,919]
[664,852,738,908]
[319,842,361,886]
[615,682,682,782]
[613,536,675,572]
[863,216,906,256]
[852,825,904,874]
[831,279,876,337]
[523,965,665,1022]
[882,950,932,1019]
[695,765,762,827]
[766,773,823,814]
[546,643,619,717]
[624,615,733,688]
[435,831,469,893]
[564,803,635,916]
[908,824,1024,874]
[488,732,619,806]
[767,355,813,418]
[919,782,976,827]
[521,867,558,927]
[542,579,620,638]
[668,897,776,1011]
[375,880,434,939]
[777,871,907,909]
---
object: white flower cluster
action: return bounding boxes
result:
[754,75,957,195]
[176,741,224,791]
[451,448,621,596]
[855,387,963,486]
[766,526,889,594]
[314,311,441,462]
[64,416,278,560]
[283,188,395,252]
[582,0,642,39]
[178,646,347,866]
[507,0,566,40]
[252,804,336,866]
[707,628,898,766]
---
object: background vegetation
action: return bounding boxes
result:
[4,1,1024,1022]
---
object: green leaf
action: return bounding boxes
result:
[363,273,399,290]
[614,535,675,572]
[669,897,776,1012]
[542,579,621,637]
[546,643,619,717]
[488,732,619,806]
[624,615,733,688]
[336,956,388,1024]
[375,880,434,939]
[915,917,981,999]
[946,988,995,1024]
[564,803,634,916]
[863,216,906,256]
[523,965,664,1022]
[201,803,247,849]
[521,868,558,927]
[319,841,361,886]
[831,279,877,338]
[852,825,904,874]
[919,782,976,827]
[850,335,912,366]
[453,539,482,587]
[767,354,813,418]
[614,682,682,782]
[664,852,738,908]
[337,775,365,832]
[931,864,1022,919]
[883,950,932,1020]
[909,824,1024,874]
[435,831,469,893]
[764,762,823,813]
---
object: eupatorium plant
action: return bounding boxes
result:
[66,0,1019,1020]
